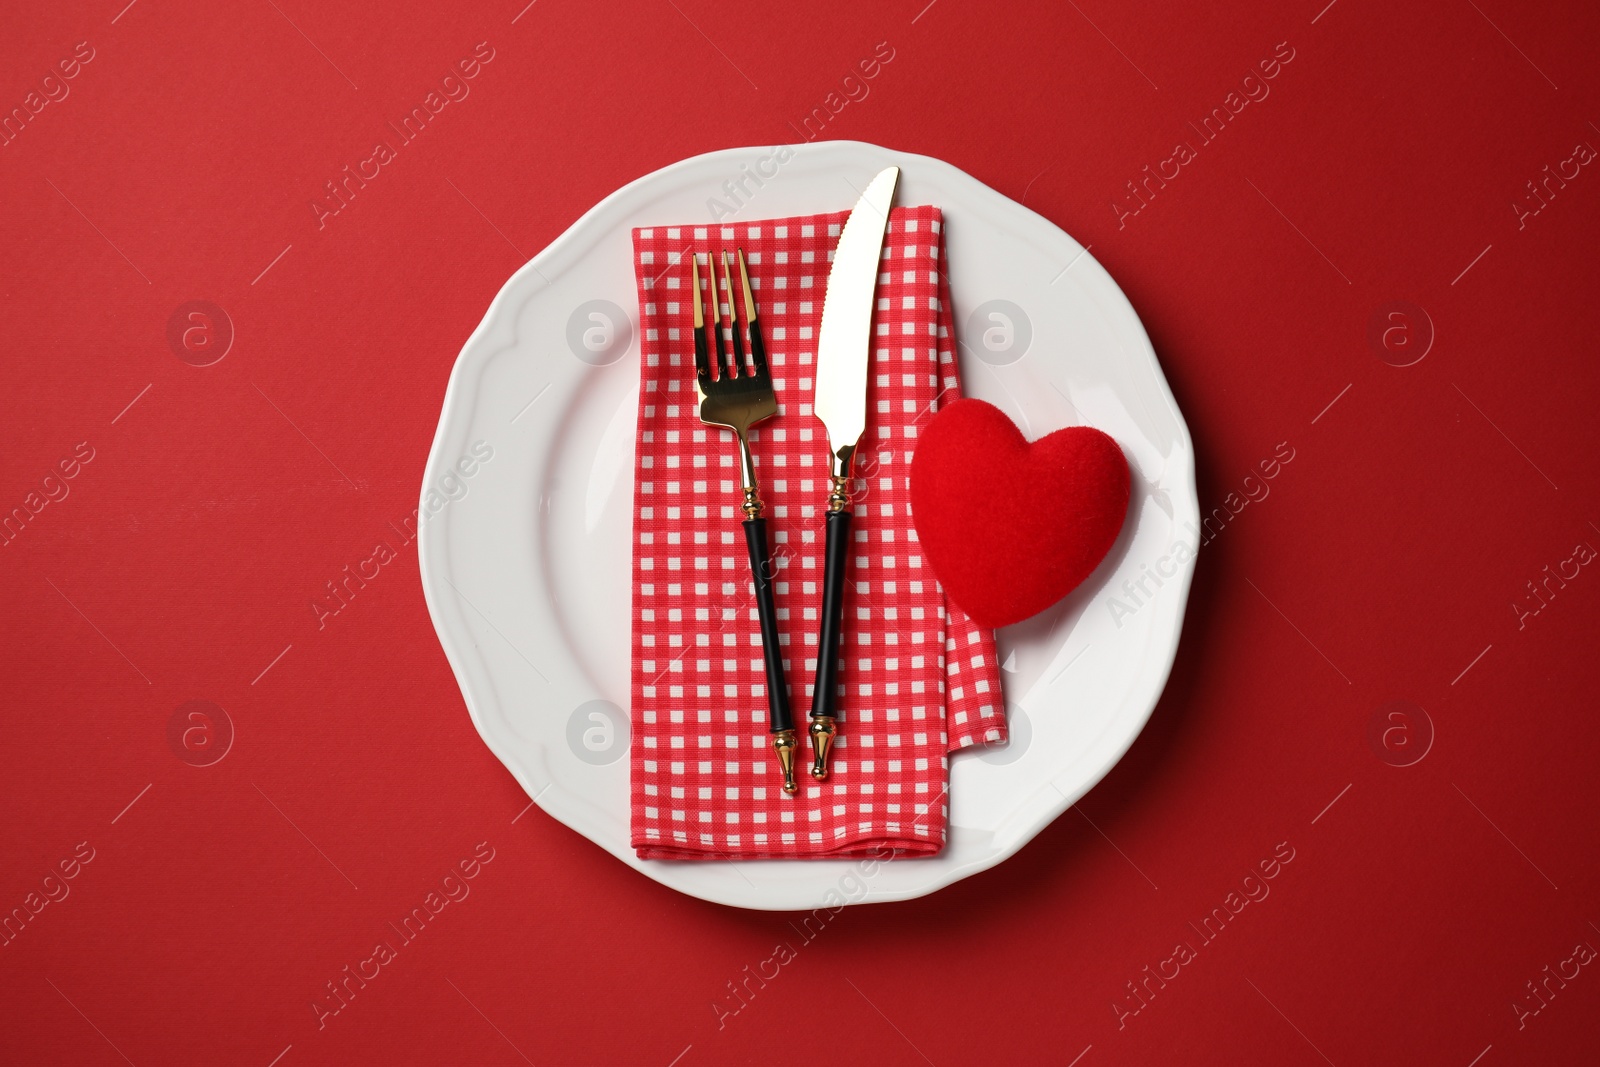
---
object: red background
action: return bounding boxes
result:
[3,0,1598,1064]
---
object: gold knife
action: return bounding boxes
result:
[807,166,900,781]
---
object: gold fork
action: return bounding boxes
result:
[691,249,797,795]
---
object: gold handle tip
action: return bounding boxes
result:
[772,730,799,795]
[809,716,836,781]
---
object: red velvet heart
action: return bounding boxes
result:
[910,399,1130,628]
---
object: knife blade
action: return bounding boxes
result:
[813,166,899,479]
[807,165,899,782]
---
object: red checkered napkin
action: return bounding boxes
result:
[628,206,1006,861]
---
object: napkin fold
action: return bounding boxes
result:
[628,206,1005,861]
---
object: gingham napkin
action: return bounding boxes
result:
[628,206,1006,861]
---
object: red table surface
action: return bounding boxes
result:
[3,0,1597,1064]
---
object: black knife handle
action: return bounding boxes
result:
[810,508,853,723]
[742,517,793,734]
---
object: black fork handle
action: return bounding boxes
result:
[809,508,852,725]
[742,517,792,734]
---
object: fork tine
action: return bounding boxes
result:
[690,252,711,389]
[737,248,767,377]
[709,250,731,379]
[722,250,746,374]
[714,250,738,378]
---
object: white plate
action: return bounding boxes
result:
[419,141,1197,911]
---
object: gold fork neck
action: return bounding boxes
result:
[737,431,763,517]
